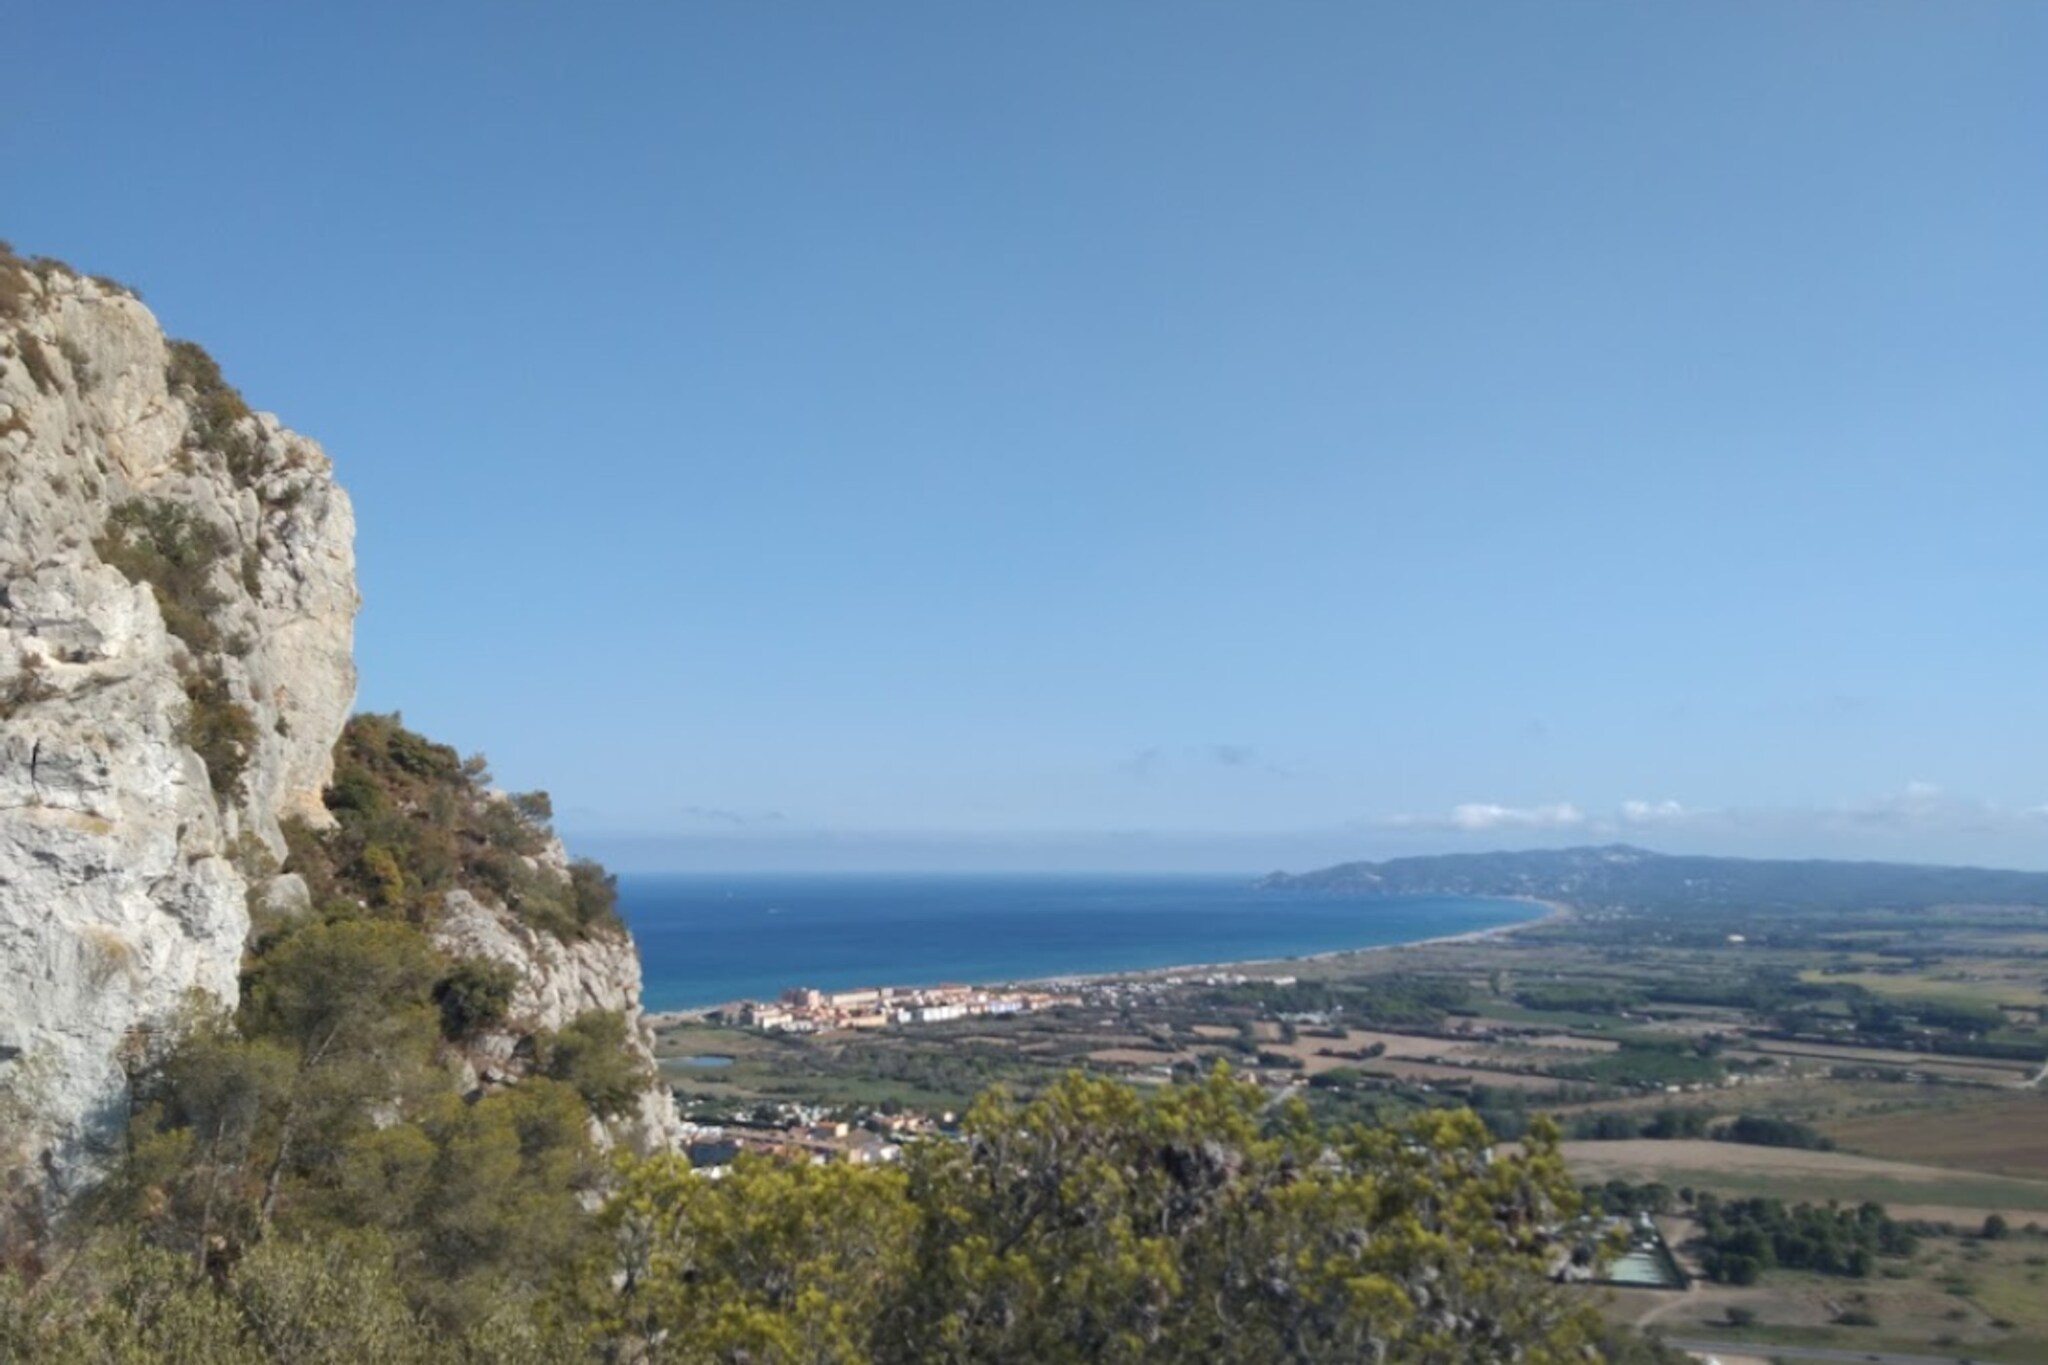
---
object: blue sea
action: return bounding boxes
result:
[620,874,1542,1011]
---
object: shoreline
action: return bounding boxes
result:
[645,896,1572,1029]
[1008,895,1572,990]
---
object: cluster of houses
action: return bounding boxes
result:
[677,1105,962,1176]
[713,982,1068,1033]
[710,971,1316,1034]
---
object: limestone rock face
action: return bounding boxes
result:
[1,259,678,1194]
[0,265,358,1193]
[434,886,684,1154]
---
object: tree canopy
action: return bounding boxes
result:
[7,1064,1607,1363]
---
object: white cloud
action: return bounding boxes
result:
[1619,799,1695,826]
[1446,801,1586,832]
[1359,785,2048,861]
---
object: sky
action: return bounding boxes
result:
[8,3,2047,872]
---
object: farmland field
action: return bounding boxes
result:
[1798,967,2048,1008]
[1825,1093,2048,1180]
[1563,1138,2048,1218]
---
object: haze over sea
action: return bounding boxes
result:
[621,875,1542,1011]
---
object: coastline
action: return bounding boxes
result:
[645,895,1572,1028]
[1006,895,1572,990]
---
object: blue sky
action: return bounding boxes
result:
[10,3,2047,871]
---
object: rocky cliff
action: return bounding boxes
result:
[0,248,674,1197]
[435,883,682,1150]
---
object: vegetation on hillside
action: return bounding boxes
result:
[89,497,262,806]
[0,712,653,1353]
[0,240,136,321]
[288,712,623,942]
[6,1065,1607,1363]
[164,338,262,481]
[0,694,1619,1358]
[1202,973,1472,1027]
[94,497,235,655]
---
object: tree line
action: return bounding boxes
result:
[4,1067,1614,1364]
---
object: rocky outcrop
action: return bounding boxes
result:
[0,253,676,1195]
[0,260,357,1195]
[434,885,683,1154]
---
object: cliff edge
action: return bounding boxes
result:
[0,247,674,1199]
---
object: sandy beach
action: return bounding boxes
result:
[645,896,1572,1027]
[1005,895,1572,990]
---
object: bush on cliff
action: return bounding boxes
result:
[290,712,624,940]
[17,1065,1608,1363]
[177,659,258,804]
[95,495,263,807]
[68,903,603,1339]
[433,957,519,1041]
[94,496,232,655]
[165,338,262,482]
[539,1009,652,1120]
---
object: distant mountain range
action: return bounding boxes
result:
[1257,844,2048,913]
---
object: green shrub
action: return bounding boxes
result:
[322,764,386,820]
[568,859,622,935]
[381,724,461,782]
[510,790,553,827]
[434,958,520,1041]
[540,1010,651,1119]
[94,498,232,654]
[1719,1114,1835,1150]
[177,662,256,805]
[165,339,261,482]
[300,714,626,942]
[359,845,407,910]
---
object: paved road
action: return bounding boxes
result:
[1665,1337,1978,1365]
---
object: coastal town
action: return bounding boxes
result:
[700,969,1303,1034]
[708,981,1072,1032]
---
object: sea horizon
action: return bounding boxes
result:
[619,872,1544,1011]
